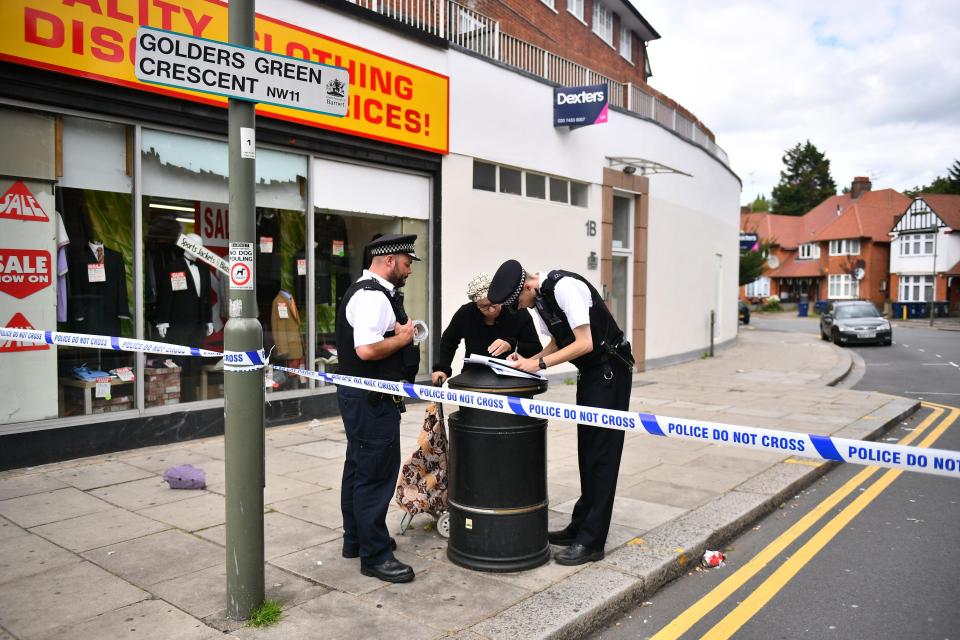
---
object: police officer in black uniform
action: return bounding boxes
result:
[487,260,634,565]
[336,234,422,583]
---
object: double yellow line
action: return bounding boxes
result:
[652,401,960,640]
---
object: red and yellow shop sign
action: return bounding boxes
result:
[0,0,449,154]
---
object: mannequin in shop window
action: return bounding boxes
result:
[155,233,213,402]
[271,290,304,389]
[66,237,131,339]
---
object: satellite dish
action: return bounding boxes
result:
[767,255,780,269]
[854,267,865,280]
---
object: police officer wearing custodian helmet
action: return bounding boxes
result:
[487,260,634,565]
[335,234,422,583]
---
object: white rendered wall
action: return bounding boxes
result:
[890,229,960,277]
[444,50,741,367]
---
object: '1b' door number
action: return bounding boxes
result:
[585,220,597,236]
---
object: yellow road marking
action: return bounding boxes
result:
[784,458,823,468]
[701,403,958,639]
[650,404,946,640]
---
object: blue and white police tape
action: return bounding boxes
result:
[0,327,268,371]
[272,365,960,481]
[2,326,954,479]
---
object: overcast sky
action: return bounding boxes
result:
[636,0,960,205]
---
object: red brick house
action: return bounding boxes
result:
[741,178,910,308]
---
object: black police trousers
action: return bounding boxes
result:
[566,361,631,551]
[337,385,401,565]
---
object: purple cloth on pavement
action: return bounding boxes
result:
[162,464,206,489]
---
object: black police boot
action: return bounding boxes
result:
[555,543,604,566]
[360,558,415,583]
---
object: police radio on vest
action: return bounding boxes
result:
[556,90,605,105]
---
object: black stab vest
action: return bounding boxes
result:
[335,278,420,382]
[535,270,623,371]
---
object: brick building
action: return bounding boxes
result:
[741,178,910,309]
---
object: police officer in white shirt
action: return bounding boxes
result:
[487,260,634,566]
[335,234,420,583]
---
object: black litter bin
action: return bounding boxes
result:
[445,366,550,572]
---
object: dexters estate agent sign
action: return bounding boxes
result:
[554,83,609,129]
[135,27,349,116]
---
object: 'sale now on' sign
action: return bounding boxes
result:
[134,26,349,116]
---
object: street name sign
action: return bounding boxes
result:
[135,26,349,116]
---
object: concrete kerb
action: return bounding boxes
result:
[470,395,921,640]
[823,343,855,387]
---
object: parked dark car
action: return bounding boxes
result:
[738,300,750,325]
[819,301,892,346]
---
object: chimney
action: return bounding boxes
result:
[851,176,872,199]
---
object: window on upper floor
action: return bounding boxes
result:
[473,161,496,191]
[593,3,614,45]
[899,233,934,256]
[829,239,860,256]
[472,159,588,208]
[540,0,556,10]
[798,243,820,260]
[619,24,632,61]
[568,0,584,21]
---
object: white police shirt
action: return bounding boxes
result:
[344,270,398,347]
[531,269,593,337]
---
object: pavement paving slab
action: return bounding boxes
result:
[0,487,114,528]
[81,529,223,587]
[137,492,226,532]
[29,506,171,552]
[0,473,68,501]
[196,511,342,559]
[0,561,148,639]
[32,599,224,640]
[0,532,81,584]
[46,460,155,490]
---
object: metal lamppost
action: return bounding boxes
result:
[224,0,265,620]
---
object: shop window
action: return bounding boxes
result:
[526,173,546,199]
[142,129,308,403]
[571,181,589,208]
[550,177,569,203]
[499,166,522,195]
[473,161,496,191]
[55,117,135,419]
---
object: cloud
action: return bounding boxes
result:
[636,0,960,203]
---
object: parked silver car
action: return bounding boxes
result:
[820,301,892,346]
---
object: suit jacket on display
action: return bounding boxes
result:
[66,243,130,337]
[155,254,212,326]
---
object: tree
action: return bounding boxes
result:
[905,160,960,196]
[739,239,773,287]
[749,194,771,212]
[770,141,837,216]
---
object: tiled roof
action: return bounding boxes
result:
[811,189,911,243]
[740,212,806,249]
[767,255,824,278]
[919,194,960,230]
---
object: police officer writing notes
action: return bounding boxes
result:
[335,234,421,583]
[487,260,634,566]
